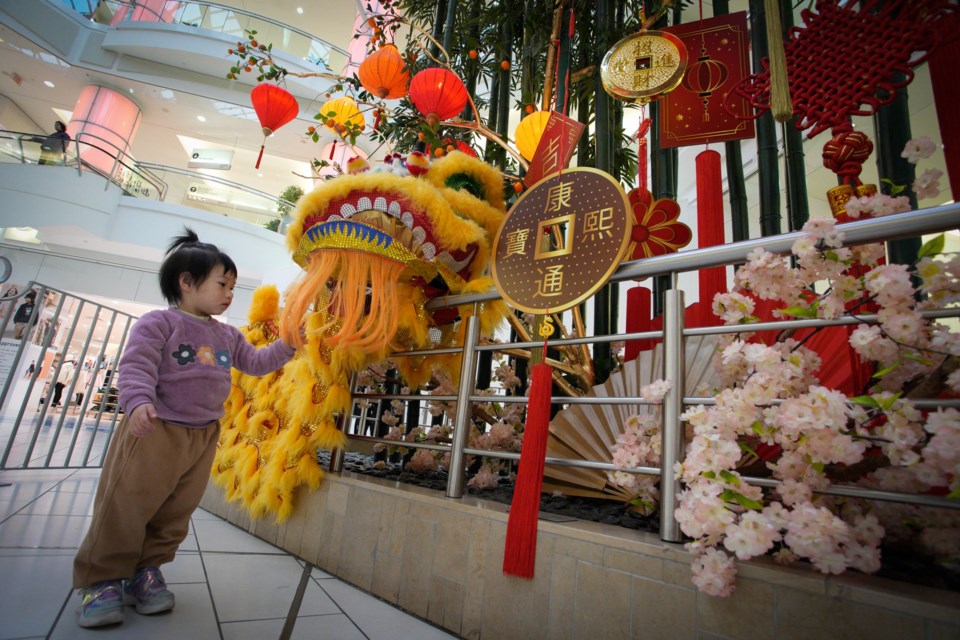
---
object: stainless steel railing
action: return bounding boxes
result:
[337,201,960,544]
[0,129,295,229]
[0,284,136,470]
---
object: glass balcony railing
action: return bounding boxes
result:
[0,129,296,231]
[81,0,348,71]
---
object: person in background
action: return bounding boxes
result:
[75,364,91,407]
[1,285,19,320]
[38,120,70,165]
[51,358,76,408]
[24,360,35,378]
[72,228,299,629]
[13,291,37,339]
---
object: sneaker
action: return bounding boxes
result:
[123,566,175,615]
[77,580,124,628]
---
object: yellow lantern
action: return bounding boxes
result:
[514,110,551,162]
[319,96,365,134]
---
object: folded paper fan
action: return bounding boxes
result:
[543,335,721,501]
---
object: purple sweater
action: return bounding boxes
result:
[118,308,295,427]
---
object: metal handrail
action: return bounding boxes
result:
[136,162,295,215]
[343,201,960,542]
[425,202,960,309]
[0,129,167,199]
[1,128,297,225]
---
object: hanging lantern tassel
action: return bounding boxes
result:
[503,358,553,579]
[635,117,651,192]
[256,127,271,170]
[763,0,793,122]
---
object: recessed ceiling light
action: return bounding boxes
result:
[128,88,134,94]
[296,7,303,13]
[257,173,263,177]
[197,115,206,122]
[43,80,54,88]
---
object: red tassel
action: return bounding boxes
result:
[255,144,265,169]
[503,362,552,579]
[695,150,725,326]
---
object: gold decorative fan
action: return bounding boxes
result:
[542,335,721,501]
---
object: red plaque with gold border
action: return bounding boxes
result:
[660,12,755,148]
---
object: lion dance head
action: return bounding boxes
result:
[214,151,508,522]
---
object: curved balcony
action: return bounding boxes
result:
[60,0,348,72]
[0,129,296,230]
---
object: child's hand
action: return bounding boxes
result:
[129,403,160,437]
[282,324,307,350]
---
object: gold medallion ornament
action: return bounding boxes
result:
[601,30,689,103]
[491,168,633,315]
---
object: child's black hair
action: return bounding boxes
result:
[158,227,237,305]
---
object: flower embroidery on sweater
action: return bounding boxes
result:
[171,344,231,369]
[172,344,195,365]
[197,346,216,366]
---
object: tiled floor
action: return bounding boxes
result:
[0,414,458,640]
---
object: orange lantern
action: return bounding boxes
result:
[250,83,299,169]
[514,110,551,161]
[358,44,410,100]
[408,68,468,127]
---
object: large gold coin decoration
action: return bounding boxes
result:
[492,168,633,315]
[601,30,689,103]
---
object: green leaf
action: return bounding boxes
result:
[720,490,763,510]
[917,234,945,259]
[719,470,741,486]
[877,391,903,411]
[825,250,840,262]
[749,420,765,436]
[701,471,716,480]
[881,178,906,196]
[780,305,817,319]
[872,363,898,379]
[947,486,960,499]
[851,395,881,408]
[738,441,760,458]
[812,461,825,474]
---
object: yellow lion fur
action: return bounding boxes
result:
[214,151,508,523]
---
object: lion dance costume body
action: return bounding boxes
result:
[213,151,508,521]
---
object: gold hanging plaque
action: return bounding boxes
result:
[601,30,689,103]
[491,168,633,315]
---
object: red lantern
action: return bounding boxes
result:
[408,68,467,127]
[358,44,410,100]
[250,83,299,169]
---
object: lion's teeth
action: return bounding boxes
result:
[413,226,426,245]
[339,203,357,217]
[388,201,401,217]
[421,242,436,259]
[401,212,414,228]
[356,196,372,211]
[374,196,387,212]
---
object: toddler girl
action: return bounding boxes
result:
[73,228,297,628]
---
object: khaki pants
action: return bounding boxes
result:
[73,416,219,588]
